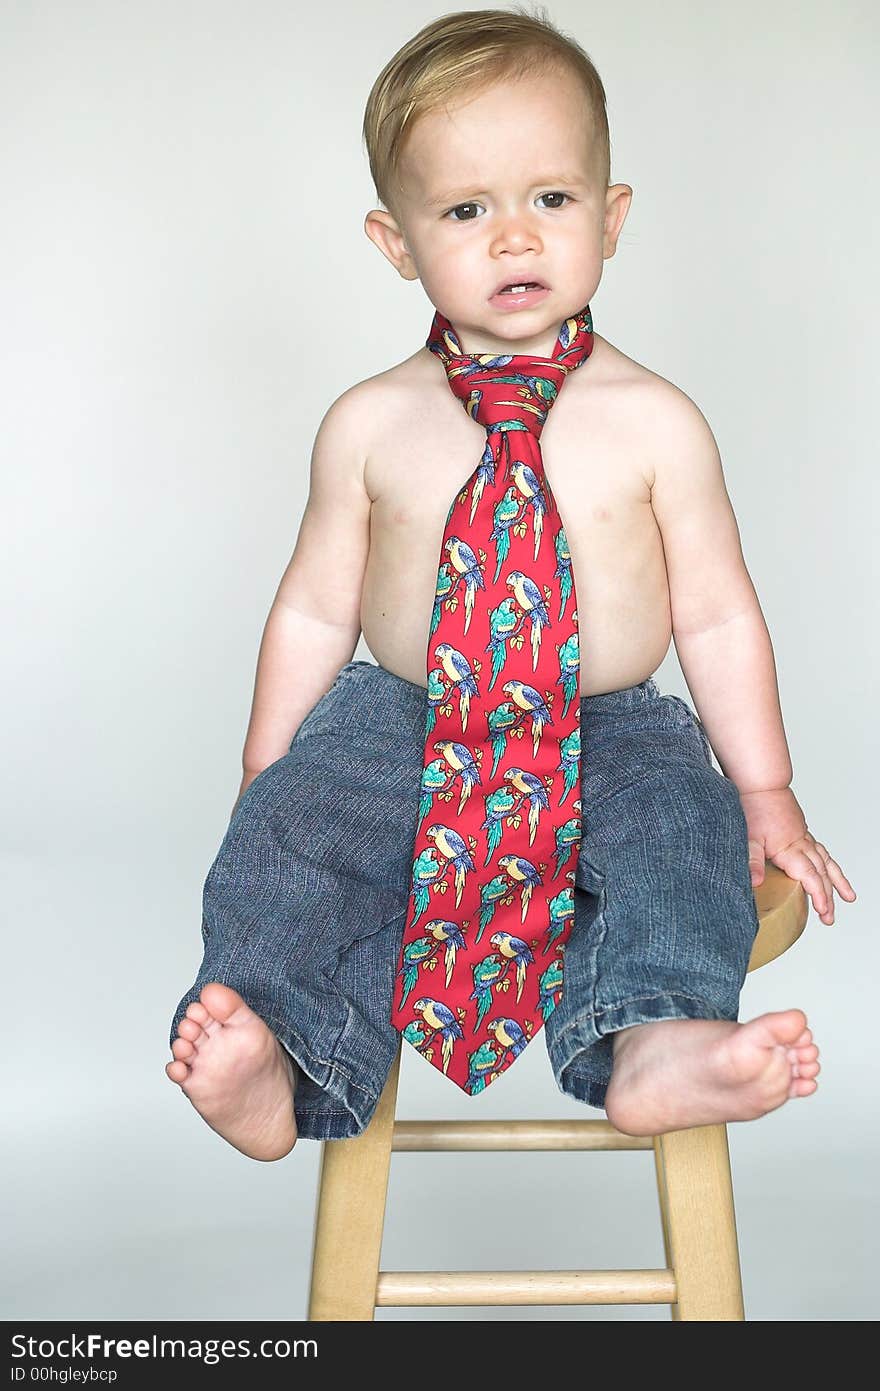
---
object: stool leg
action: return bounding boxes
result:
[307,1043,402,1321]
[652,1135,672,1272]
[655,1123,745,1321]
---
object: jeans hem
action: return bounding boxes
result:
[546,990,735,1112]
[268,1009,395,1141]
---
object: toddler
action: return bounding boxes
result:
[166,7,855,1160]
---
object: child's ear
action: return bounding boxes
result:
[363,209,420,281]
[603,184,634,260]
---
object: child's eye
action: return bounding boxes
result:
[445,192,571,221]
[446,203,483,222]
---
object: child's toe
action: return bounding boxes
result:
[789,1077,818,1099]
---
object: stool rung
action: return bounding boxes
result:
[392,1119,653,1151]
[376,1268,676,1307]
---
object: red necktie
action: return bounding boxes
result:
[391,304,595,1094]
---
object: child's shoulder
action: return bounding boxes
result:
[586,333,719,466]
[586,333,706,417]
[315,348,427,438]
[305,351,432,498]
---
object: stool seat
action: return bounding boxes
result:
[743,862,808,969]
[307,864,808,1321]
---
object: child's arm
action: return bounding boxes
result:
[648,390,789,791]
[236,386,371,800]
[649,385,856,924]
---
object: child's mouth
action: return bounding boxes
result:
[489,284,550,310]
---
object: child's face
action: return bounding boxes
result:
[365,65,631,355]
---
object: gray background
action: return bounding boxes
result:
[4,0,877,1320]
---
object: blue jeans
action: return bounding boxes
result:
[169,660,760,1140]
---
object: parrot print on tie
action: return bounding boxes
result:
[391,304,595,1094]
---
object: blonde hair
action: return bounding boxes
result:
[362,5,611,224]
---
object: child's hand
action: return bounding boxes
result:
[739,787,857,925]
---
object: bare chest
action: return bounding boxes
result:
[364,354,658,571]
[358,343,673,694]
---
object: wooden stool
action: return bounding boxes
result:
[307,864,807,1320]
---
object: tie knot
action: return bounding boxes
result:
[427,307,594,439]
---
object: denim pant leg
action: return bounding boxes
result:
[544,679,761,1110]
[168,661,426,1141]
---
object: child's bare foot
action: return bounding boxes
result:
[165,983,298,1160]
[604,1008,820,1136]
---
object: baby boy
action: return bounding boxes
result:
[166,8,854,1160]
